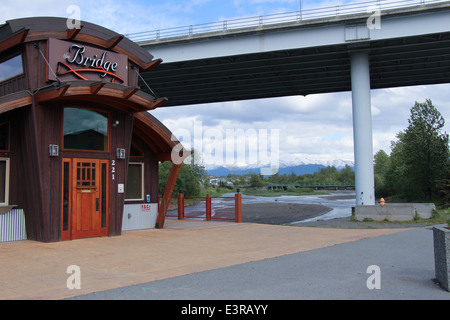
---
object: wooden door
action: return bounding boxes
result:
[62,158,109,240]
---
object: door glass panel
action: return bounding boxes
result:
[64,108,108,151]
[0,161,6,204]
[62,162,69,232]
[76,161,96,188]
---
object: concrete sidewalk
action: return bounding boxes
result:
[0,220,445,300]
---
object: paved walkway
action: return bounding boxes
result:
[72,225,450,300]
[0,220,414,300]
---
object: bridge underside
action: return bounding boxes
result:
[140,31,450,107]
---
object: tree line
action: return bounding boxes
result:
[245,165,355,188]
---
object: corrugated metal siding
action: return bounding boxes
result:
[0,209,27,242]
[122,204,157,231]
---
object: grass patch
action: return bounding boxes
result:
[199,187,233,197]
[351,207,450,226]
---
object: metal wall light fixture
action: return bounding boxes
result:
[49,144,59,156]
[116,148,126,159]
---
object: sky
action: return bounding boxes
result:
[2,0,450,169]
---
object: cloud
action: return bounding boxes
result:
[0,0,72,24]
[152,82,450,167]
[371,84,450,134]
[0,0,201,34]
[3,0,449,166]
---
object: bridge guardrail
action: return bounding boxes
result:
[127,0,448,43]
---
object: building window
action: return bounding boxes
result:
[0,158,10,205]
[63,108,109,151]
[0,54,23,82]
[125,162,144,201]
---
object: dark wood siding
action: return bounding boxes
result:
[3,100,137,242]
[108,109,134,236]
[0,74,27,96]
[23,41,47,91]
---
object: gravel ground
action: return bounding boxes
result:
[241,202,331,225]
[239,198,440,229]
[174,192,441,229]
[290,216,439,229]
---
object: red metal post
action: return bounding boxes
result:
[235,193,242,223]
[178,193,184,220]
[206,193,211,221]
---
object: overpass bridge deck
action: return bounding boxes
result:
[136,0,450,107]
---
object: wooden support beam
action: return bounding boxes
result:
[67,26,83,40]
[123,87,139,99]
[156,162,181,229]
[58,84,70,97]
[90,82,106,94]
[107,35,124,50]
[147,97,168,110]
[35,84,70,102]
[0,28,29,52]
[142,59,162,72]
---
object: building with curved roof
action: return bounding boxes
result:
[0,17,187,242]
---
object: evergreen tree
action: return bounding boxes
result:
[158,161,202,196]
[249,173,265,187]
[440,164,450,207]
[387,100,449,201]
[374,150,390,197]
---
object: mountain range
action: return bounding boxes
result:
[205,159,354,177]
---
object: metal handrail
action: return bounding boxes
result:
[126,0,448,42]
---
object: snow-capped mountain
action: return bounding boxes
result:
[204,157,354,176]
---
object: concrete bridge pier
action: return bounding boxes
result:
[351,50,375,206]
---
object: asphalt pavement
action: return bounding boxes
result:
[69,225,450,300]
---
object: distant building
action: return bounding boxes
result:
[209,177,233,187]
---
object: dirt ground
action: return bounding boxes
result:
[240,202,439,229]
